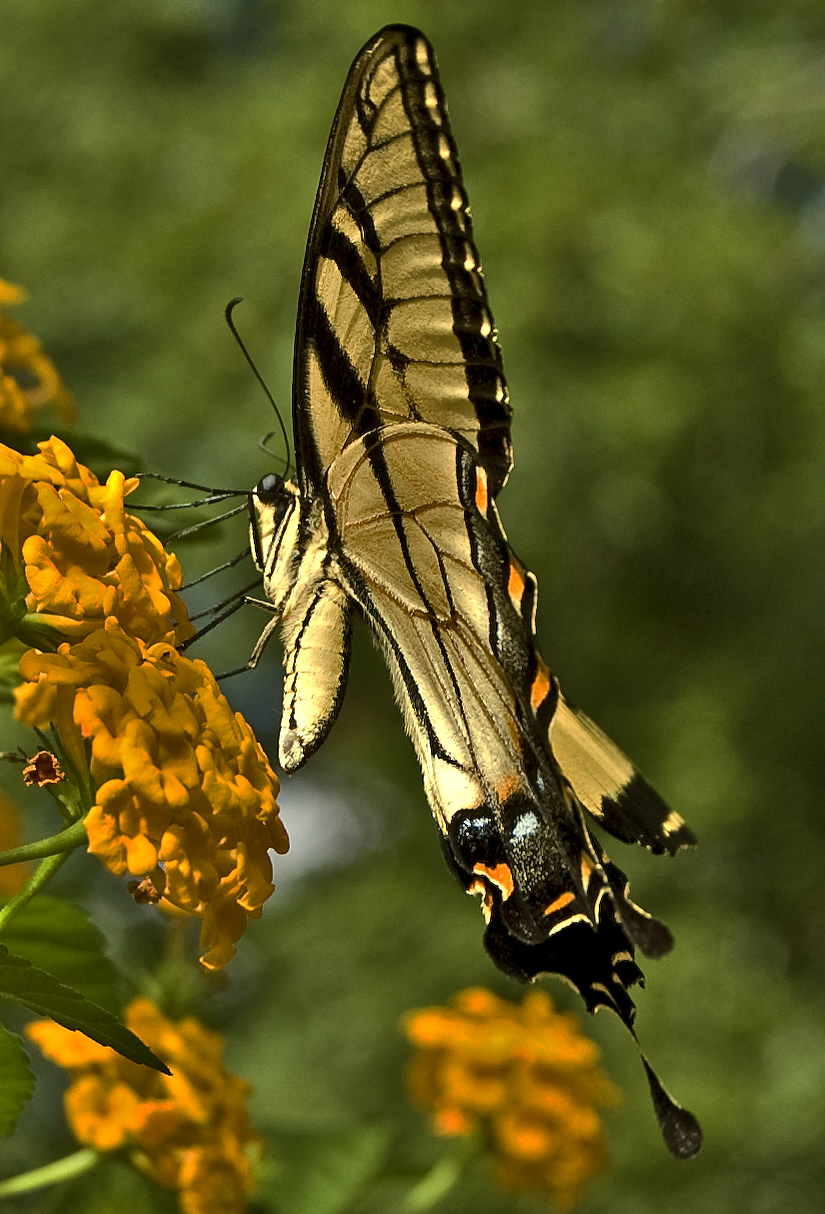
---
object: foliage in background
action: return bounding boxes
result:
[2,0,825,1211]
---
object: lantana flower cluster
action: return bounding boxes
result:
[1,436,192,650]
[0,279,74,432]
[1,437,288,968]
[403,987,620,1210]
[26,997,259,1214]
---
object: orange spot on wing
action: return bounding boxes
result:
[508,561,525,605]
[530,661,552,711]
[544,890,576,917]
[475,467,489,514]
[472,862,515,899]
[496,774,522,801]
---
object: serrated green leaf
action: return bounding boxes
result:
[0,1023,35,1137]
[0,896,124,1014]
[0,945,169,1074]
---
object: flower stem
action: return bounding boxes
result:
[0,1147,99,1196]
[0,844,78,933]
[403,1137,478,1212]
[0,818,88,867]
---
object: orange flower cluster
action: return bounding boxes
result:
[26,997,259,1214]
[0,436,191,649]
[18,627,287,968]
[403,987,620,1210]
[2,437,288,968]
[0,279,74,432]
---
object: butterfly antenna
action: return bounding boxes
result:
[130,492,243,513]
[135,472,250,495]
[258,429,287,465]
[225,297,292,474]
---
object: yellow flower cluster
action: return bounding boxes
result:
[403,987,620,1210]
[2,437,288,968]
[0,279,74,432]
[26,997,259,1214]
[0,436,191,649]
[18,628,288,968]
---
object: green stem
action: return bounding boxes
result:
[0,818,88,866]
[0,1147,99,1196]
[404,1137,478,1212]
[0,846,77,934]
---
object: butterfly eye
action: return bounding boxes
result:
[255,473,284,503]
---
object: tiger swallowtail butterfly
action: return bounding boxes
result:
[249,24,701,1158]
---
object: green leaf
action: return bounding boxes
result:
[0,945,169,1074]
[0,896,124,1014]
[277,1126,390,1214]
[0,1023,35,1137]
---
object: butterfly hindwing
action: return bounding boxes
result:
[327,421,673,976]
[250,24,701,1158]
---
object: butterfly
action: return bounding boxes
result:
[249,23,701,1158]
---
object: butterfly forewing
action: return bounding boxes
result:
[252,23,701,1158]
[294,25,512,500]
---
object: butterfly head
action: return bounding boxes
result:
[254,472,287,505]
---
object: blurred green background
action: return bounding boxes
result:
[3,0,825,1210]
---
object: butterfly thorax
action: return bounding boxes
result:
[251,475,352,773]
